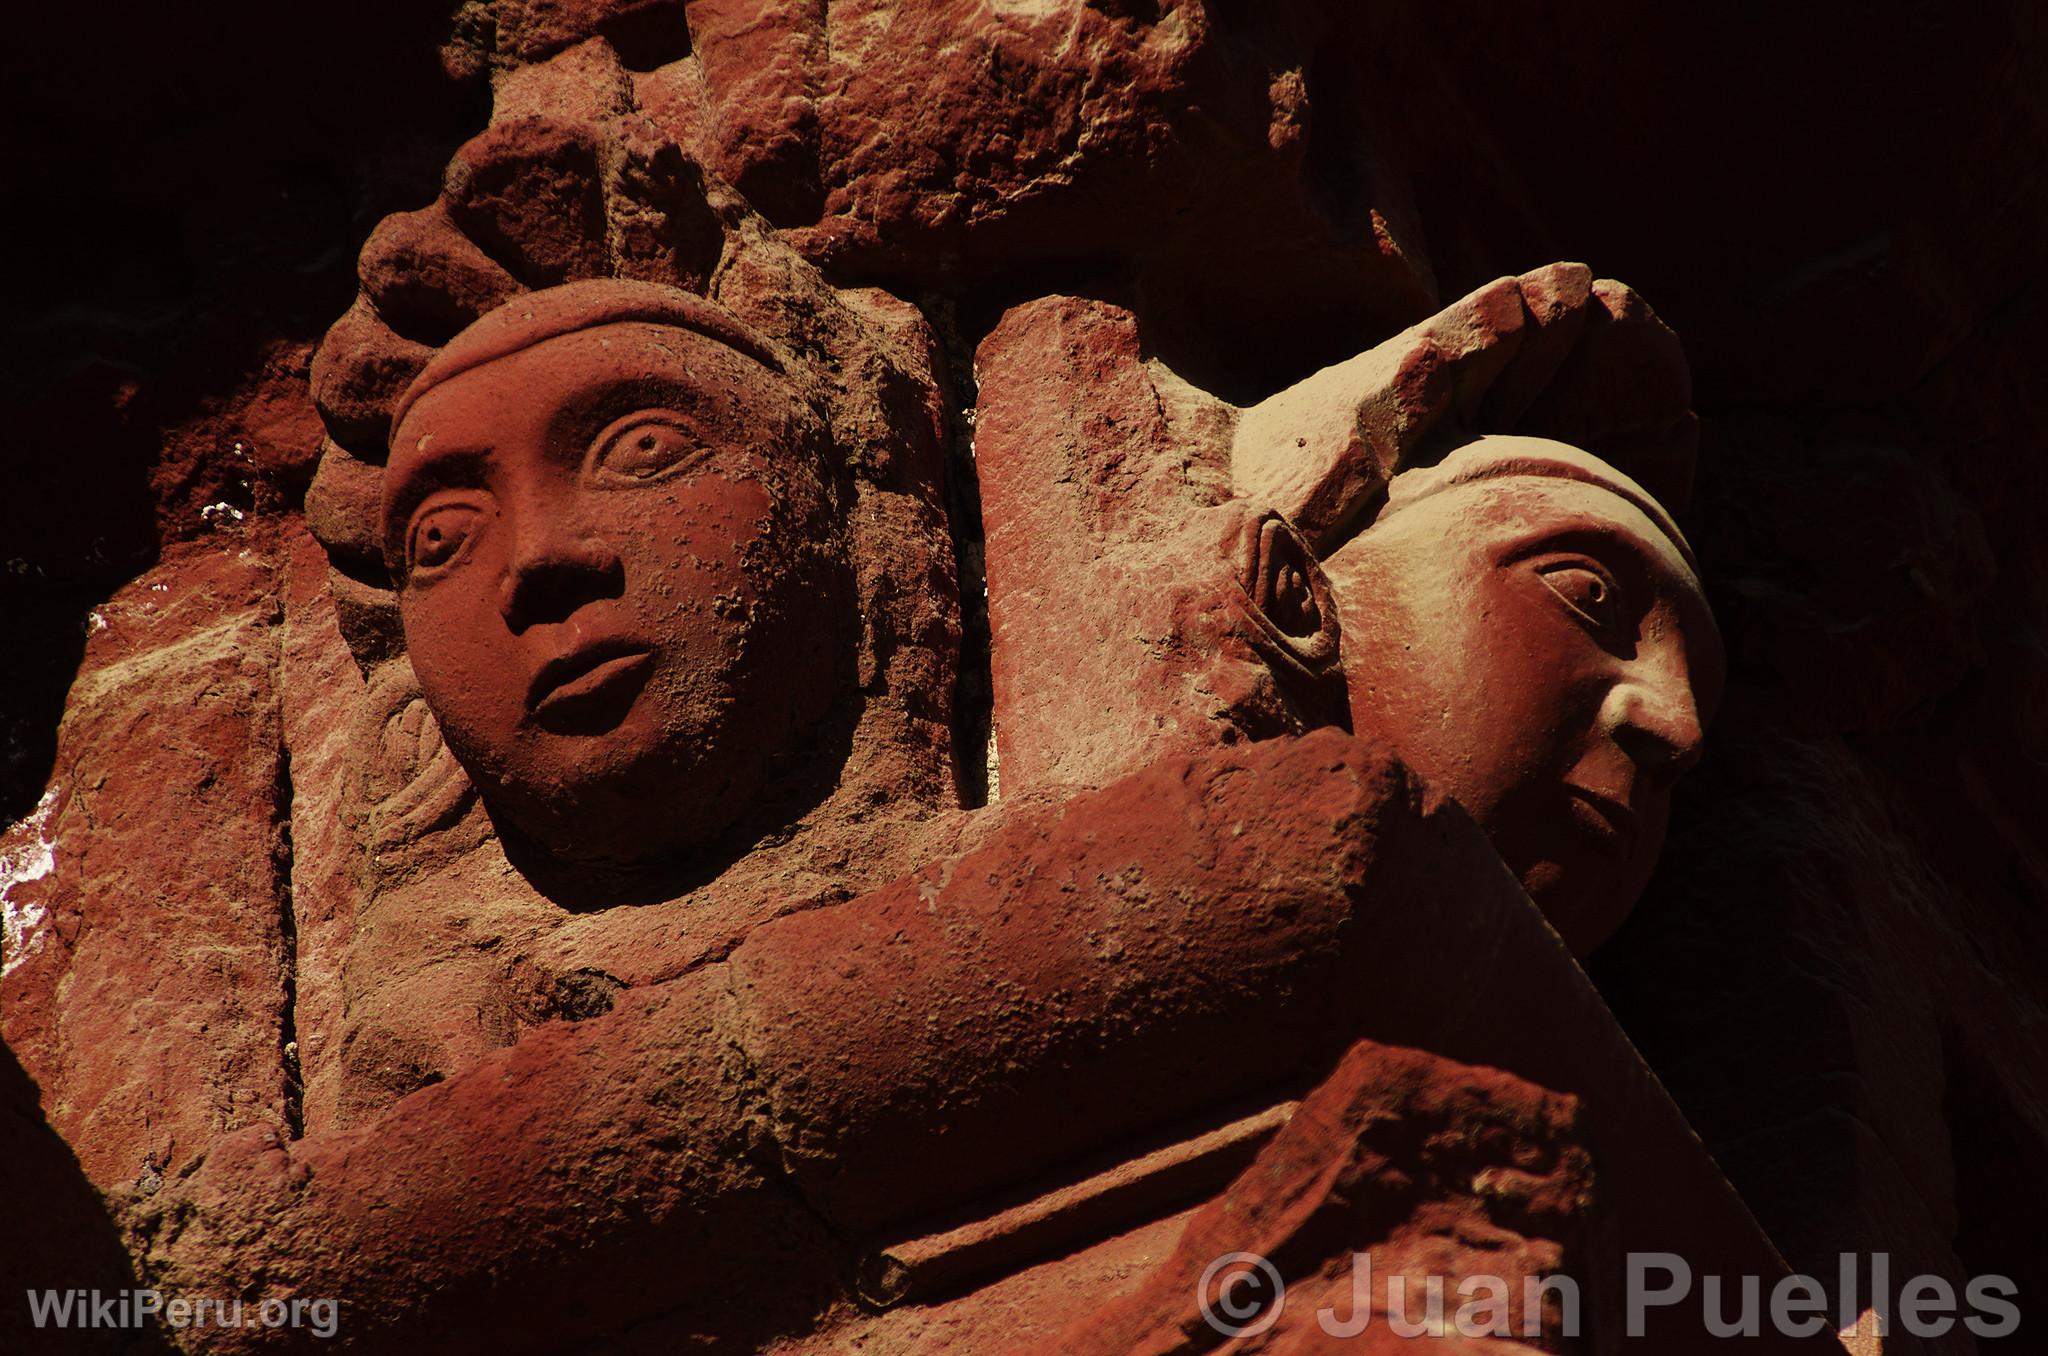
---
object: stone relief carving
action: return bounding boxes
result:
[384,283,857,872]
[107,55,1755,1347]
[4,13,1860,1356]
[1327,436,1722,957]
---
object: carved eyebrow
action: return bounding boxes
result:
[382,444,494,559]
[543,380,722,454]
[1496,524,1673,613]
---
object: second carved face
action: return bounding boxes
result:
[382,300,851,870]
[1324,437,1725,956]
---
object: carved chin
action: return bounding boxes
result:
[1518,856,1640,959]
[481,753,733,868]
[1516,857,1576,916]
[434,700,732,868]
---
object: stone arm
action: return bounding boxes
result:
[130,730,1522,1351]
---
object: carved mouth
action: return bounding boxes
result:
[1564,786,1638,857]
[528,640,655,735]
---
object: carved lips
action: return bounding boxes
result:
[527,638,655,735]
[1319,437,1722,956]
[1563,784,1639,859]
[385,313,853,867]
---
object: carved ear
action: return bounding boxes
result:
[1236,509,1343,689]
[346,659,482,863]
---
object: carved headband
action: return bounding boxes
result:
[388,278,786,440]
[1382,436,1699,573]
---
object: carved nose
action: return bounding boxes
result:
[1603,666,1705,782]
[498,518,625,633]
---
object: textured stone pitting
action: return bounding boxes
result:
[0,787,58,982]
[1037,1040,1594,1355]
[276,526,370,1134]
[1233,264,1697,555]
[4,538,294,1190]
[6,2,2048,1351]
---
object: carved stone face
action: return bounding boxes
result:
[1324,437,1724,955]
[383,315,848,868]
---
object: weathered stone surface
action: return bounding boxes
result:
[300,441,385,582]
[98,720,1788,1351]
[444,0,690,75]
[8,2,2048,1350]
[430,0,1444,392]
[120,731,1479,1348]
[309,298,433,454]
[1233,265,1696,552]
[357,206,524,347]
[444,117,613,288]
[733,731,1437,1234]
[1,537,290,1189]
[276,525,367,1134]
[1041,1040,1593,1355]
[689,0,824,226]
[150,341,329,538]
[972,295,1331,793]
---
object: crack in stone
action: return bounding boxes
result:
[274,733,305,1141]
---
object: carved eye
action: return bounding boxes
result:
[589,414,707,484]
[407,501,484,576]
[1536,559,1627,632]
[1269,563,1319,636]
